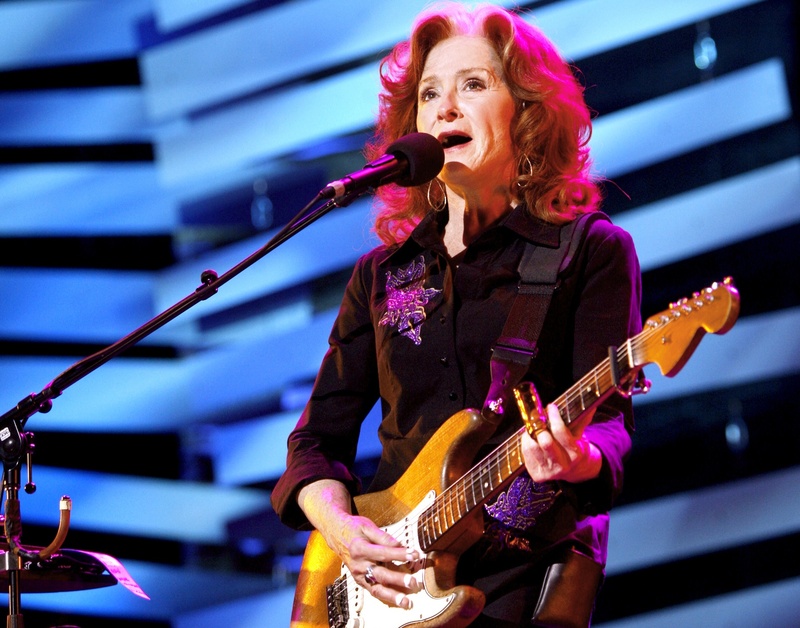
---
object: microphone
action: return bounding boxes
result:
[320,132,444,200]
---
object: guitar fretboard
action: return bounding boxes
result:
[416,342,634,551]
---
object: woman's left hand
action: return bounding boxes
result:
[521,403,603,483]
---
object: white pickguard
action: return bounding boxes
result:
[342,490,457,627]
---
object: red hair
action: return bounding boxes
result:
[368,2,602,246]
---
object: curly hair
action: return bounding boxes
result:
[367,2,602,246]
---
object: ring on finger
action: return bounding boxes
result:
[364,565,378,586]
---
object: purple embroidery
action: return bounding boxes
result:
[379,256,441,345]
[485,474,560,531]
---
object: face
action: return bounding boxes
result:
[415,36,517,196]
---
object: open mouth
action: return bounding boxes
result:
[440,134,471,149]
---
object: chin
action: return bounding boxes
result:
[440,162,472,185]
[441,159,473,174]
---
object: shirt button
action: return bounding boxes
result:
[440,315,446,324]
[448,392,458,401]
[439,356,449,366]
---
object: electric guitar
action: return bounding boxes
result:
[290,278,740,628]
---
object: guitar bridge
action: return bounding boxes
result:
[326,575,349,628]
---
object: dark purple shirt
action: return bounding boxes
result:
[271,204,642,566]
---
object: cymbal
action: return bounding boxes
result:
[0,547,118,594]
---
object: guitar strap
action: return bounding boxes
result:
[482,211,609,421]
[480,211,610,628]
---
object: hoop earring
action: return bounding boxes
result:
[426,179,446,212]
[519,153,534,177]
[517,153,534,189]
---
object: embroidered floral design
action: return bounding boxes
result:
[485,474,560,531]
[379,255,441,345]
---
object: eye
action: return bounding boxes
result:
[419,88,438,102]
[464,78,485,91]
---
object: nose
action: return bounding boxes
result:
[437,91,460,121]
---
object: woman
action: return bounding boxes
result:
[271,3,642,626]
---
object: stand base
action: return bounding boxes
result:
[1,548,117,594]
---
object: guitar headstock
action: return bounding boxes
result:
[640,277,740,377]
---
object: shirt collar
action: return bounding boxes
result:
[501,204,562,248]
[379,209,444,266]
[379,203,563,266]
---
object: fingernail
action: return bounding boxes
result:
[396,593,412,609]
[405,573,422,592]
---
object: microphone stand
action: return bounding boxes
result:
[0,186,365,626]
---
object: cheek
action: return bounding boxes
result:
[483,123,512,155]
[490,115,516,153]
[416,105,432,131]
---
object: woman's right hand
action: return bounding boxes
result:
[297,479,422,609]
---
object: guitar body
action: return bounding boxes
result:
[289,278,741,628]
[290,408,498,628]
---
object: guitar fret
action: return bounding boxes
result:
[426,518,433,547]
[470,472,478,508]
[419,513,430,548]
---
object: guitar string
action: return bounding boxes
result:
[328,297,711,614]
[421,294,720,546]
[417,312,683,544]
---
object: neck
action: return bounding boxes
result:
[443,186,517,256]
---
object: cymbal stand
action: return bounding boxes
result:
[2,427,71,627]
[4,466,25,628]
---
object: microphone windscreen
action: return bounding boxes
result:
[386,133,444,187]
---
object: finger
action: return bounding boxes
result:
[369,582,414,609]
[361,564,418,609]
[526,410,573,475]
[521,429,546,465]
[533,417,559,456]
[361,522,403,547]
[521,430,556,481]
[545,404,572,442]
[371,563,423,593]
[357,524,420,564]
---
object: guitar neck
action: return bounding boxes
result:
[416,342,636,550]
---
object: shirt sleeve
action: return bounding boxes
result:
[568,217,642,513]
[270,252,382,529]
